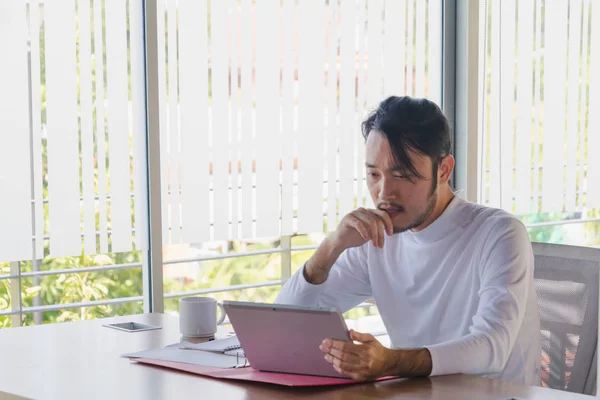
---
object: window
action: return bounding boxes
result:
[478,0,600,248]
[156,0,443,326]
[0,0,148,327]
[0,0,443,328]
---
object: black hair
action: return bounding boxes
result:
[361,96,451,190]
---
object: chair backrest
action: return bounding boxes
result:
[533,242,600,395]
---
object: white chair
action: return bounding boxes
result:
[533,242,600,395]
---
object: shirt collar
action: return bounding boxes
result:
[402,192,466,245]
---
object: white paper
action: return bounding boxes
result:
[123,346,241,369]
[180,336,241,353]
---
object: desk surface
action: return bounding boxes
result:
[0,313,593,400]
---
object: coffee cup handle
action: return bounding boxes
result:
[217,303,226,325]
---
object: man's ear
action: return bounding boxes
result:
[438,155,455,185]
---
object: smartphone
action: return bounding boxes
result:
[103,322,162,332]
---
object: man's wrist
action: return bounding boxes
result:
[384,348,433,378]
[304,237,344,284]
[321,235,346,258]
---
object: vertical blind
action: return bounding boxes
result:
[0,0,146,262]
[479,0,600,215]
[0,0,443,262]
[159,0,443,245]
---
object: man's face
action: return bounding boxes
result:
[365,130,438,233]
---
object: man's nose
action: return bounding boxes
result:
[378,177,396,201]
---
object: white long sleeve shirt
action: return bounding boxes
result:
[276,195,541,385]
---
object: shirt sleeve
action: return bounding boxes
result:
[275,245,372,313]
[426,216,534,376]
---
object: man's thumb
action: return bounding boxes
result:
[350,329,374,343]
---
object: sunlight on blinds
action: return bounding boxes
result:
[79,0,96,256]
[164,0,443,243]
[30,0,44,258]
[0,0,443,262]
[179,0,210,243]
[479,0,600,215]
[45,0,82,258]
[0,1,32,262]
[105,0,133,253]
[0,0,146,262]
[588,0,600,207]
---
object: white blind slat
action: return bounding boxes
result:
[338,0,357,219]
[229,0,240,240]
[79,0,96,255]
[487,0,500,208]
[383,0,405,98]
[130,0,148,249]
[531,0,543,212]
[326,0,339,232]
[297,0,325,234]
[587,0,600,207]
[45,0,81,258]
[514,0,535,215]
[541,0,568,212]
[405,0,414,96]
[366,0,383,109]
[179,0,210,243]
[94,0,109,253]
[240,0,254,239]
[476,0,487,204]
[0,1,32,262]
[414,0,425,97]
[578,1,590,209]
[427,0,442,104]
[29,0,44,257]
[156,0,170,244]
[281,0,295,236]
[166,0,181,243]
[105,0,133,253]
[500,0,516,212]
[565,0,583,212]
[211,0,230,241]
[355,0,367,209]
[254,0,281,238]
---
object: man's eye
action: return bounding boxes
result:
[395,175,416,182]
[368,172,379,178]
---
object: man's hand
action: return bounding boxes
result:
[303,208,393,285]
[332,208,394,250]
[319,329,433,381]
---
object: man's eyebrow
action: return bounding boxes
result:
[365,163,408,173]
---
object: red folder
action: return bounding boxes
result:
[133,358,396,387]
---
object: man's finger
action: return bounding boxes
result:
[372,209,394,236]
[355,209,382,248]
[377,218,385,248]
[329,354,361,373]
[327,347,360,364]
[349,329,376,343]
[345,214,371,242]
[328,339,362,356]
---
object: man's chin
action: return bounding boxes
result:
[390,214,414,234]
[391,213,427,234]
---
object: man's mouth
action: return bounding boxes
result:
[377,204,404,214]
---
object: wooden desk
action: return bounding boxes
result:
[0,313,592,399]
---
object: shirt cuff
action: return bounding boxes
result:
[425,345,442,376]
[425,342,462,376]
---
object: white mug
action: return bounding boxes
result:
[179,296,226,337]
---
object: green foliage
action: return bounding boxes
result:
[0,230,382,329]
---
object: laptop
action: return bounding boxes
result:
[222,300,351,378]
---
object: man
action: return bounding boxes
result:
[276,96,541,385]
